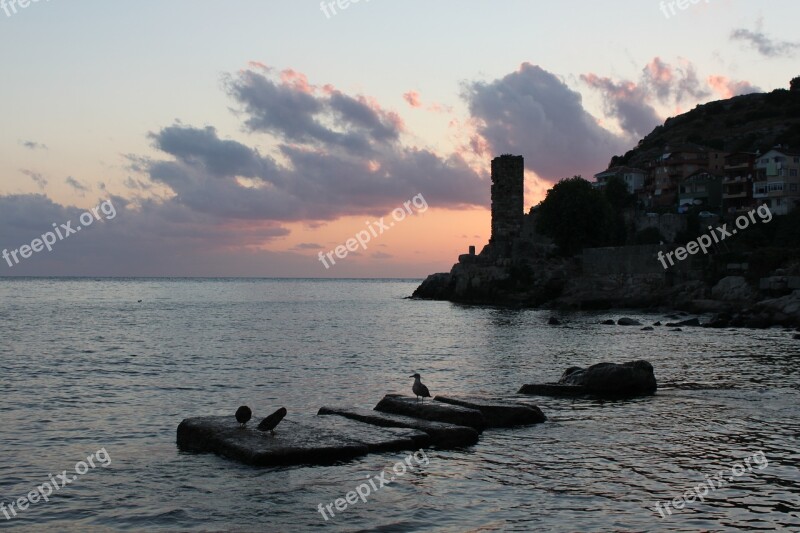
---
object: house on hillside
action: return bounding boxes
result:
[754,148,800,215]
[651,143,728,209]
[593,166,646,194]
[679,170,723,211]
[722,152,756,212]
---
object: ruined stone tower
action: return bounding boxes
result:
[490,155,524,254]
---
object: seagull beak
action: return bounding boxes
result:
[409,374,415,377]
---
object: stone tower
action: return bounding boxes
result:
[490,155,524,253]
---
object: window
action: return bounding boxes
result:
[791,169,799,177]
[769,183,784,192]
[791,183,798,192]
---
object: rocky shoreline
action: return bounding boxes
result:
[412,254,800,330]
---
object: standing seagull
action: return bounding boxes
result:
[410,373,431,403]
[235,406,252,428]
[258,407,287,435]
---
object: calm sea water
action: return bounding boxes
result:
[0,278,798,532]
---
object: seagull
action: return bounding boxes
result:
[410,373,431,402]
[258,407,287,435]
[235,406,252,428]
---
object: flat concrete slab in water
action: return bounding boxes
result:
[302,414,431,452]
[318,406,479,447]
[177,416,368,467]
[433,396,546,427]
[374,394,486,431]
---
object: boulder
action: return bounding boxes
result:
[641,326,654,331]
[559,360,657,396]
[521,360,657,398]
[548,317,562,325]
[433,396,546,427]
[712,276,757,302]
[601,319,616,325]
[176,416,368,467]
[317,406,479,447]
[617,317,643,326]
[374,394,485,431]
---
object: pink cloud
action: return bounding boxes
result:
[403,91,422,108]
[708,75,761,98]
[280,69,314,94]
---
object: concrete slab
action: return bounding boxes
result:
[303,415,431,452]
[177,416,368,467]
[317,406,479,447]
[374,394,486,431]
[433,396,546,427]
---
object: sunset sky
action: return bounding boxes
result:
[1,0,798,277]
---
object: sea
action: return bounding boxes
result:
[1,278,798,532]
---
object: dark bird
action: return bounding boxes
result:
[410,373,431,402]
[235,406,252,428]
[258,407,287,434]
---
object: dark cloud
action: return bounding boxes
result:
[19,140,48,150]
[580,74,661,139]
[65,176,90,195]
[123,177,152,190]
[464,63,627,181]
[641,57,711,104]
[141,65,488,223]
[731,26,799,58]
[224,70,403,155]
[20,169,48,189]
[0,194,292,276]
[291,243,323,250]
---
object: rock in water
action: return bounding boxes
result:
[258,407,287,434]
[559,360,657,396]
[235,406,252,428]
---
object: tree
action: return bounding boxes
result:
[604,176,635,212]
[535,176,614,256]
[791,76,800,92]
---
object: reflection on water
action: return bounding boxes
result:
[0,278,798,532]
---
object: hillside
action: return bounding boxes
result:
[609,80,800,169]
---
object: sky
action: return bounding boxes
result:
[0,0,798,278]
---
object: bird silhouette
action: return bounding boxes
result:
[235,406,252,428]
[258,407,287,435]
[410,373,431,402]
